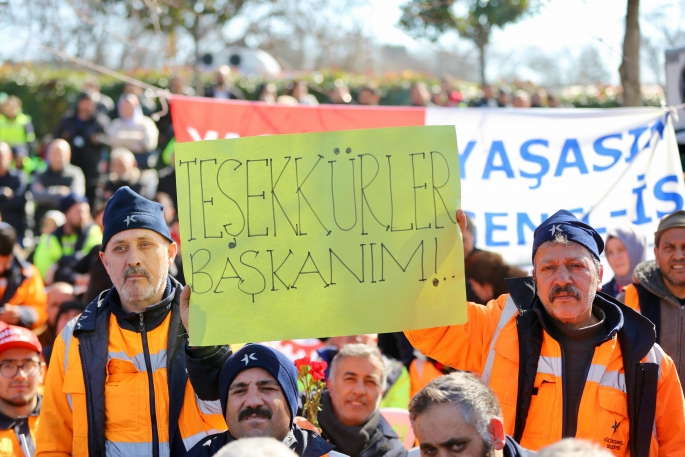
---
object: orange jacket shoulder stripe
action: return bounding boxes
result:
[36,306,226,456]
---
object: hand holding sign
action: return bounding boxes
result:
[175,126,466,345]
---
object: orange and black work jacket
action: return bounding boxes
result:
[35,276,232,457]
[405,277,685,457]
[0,257,48,330]
[0,394,40,456]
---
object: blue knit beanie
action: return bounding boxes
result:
[219,344,299,427]
[59,193,88,214]
[533,209,604,262]
[101,186,173,250]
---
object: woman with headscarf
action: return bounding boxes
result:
[602,226,647,298]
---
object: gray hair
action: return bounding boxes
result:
[329,343,387,390]
[110,147,136,165]
[537,438,613,457]
[534,232,601,275]
[409,372,502,448]
[214,437,297,457]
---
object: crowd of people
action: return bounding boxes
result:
[0,69,682,457]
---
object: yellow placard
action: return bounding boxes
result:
[175,126,466,346]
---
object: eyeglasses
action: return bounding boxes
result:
[0,360,40,378]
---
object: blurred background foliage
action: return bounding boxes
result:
[0,64,664,141]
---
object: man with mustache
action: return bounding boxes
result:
[405,210,685,455]
[0,325,45,457]
[619,210,685,389]
[36,186,232,457]
[186,344,334,457]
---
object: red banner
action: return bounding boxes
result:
[170,95,426,142]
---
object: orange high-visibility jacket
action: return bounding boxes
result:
[405,278,685,457]
[0,397,40,456]
[409,358,445,399]
[35,279,229,457]
[0,259,48,329]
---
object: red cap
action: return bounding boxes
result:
[0,326,42,355]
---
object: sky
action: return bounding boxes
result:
[2,0,683,85]
[356,0,684,84]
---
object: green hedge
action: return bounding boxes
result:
[0,64,664,142]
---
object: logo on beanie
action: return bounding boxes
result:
[124,215,137,226]
[549,224,563,236]
[241,353,257,365]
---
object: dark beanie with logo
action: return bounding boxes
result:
[219,344,299,428]
[101,186,173,250]
[532,209,604,262]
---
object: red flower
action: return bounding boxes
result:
[294,357,311,370]
[310,360,327,373]
[309,361,327,381]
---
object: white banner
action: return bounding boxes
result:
[426,107,685,266]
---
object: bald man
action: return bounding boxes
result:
[31,139,86,228]
[0,142,28,240]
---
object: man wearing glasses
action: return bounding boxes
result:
[0,324,44,456]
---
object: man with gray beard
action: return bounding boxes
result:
[36,186,232,457]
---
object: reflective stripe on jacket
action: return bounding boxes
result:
[405,277,685,456]
[32,225,102,280]
[35,277,228,457]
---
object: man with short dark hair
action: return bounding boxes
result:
[186,344,333,457]
[36,186,231,456]
[620,210,685,387]
[0,325,45,457]
[406,209,685,454]
[318,344,406,457]
[32,193,101,283]
[409,372,532,457]
[0,223,47,330]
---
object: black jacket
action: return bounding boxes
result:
[53,113,108,182]
[185,425,334,457]
[73,276,231,457]
[505,277,659,457]
[0,169,27,235]
[321,414,407,457]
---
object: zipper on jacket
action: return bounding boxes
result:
[140,313,160,457]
